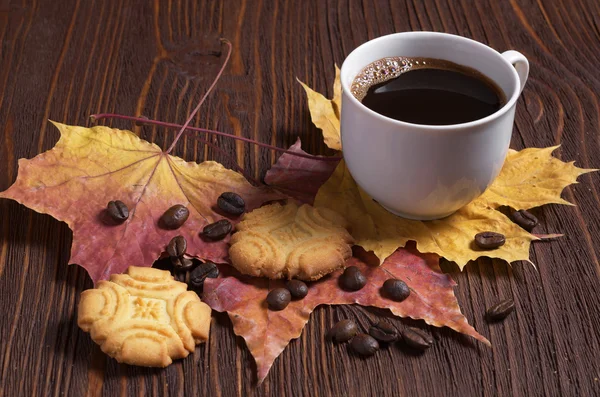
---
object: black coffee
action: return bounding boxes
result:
[351,57,505,125]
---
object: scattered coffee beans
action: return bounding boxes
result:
[350,334,379,356]
[202,219,232,240]
[189,261,219,289]
[161,205,190,229]
[339,266,367,291]
[266,288,291,311]
[166,235,187,257]
[172,256,194,271]
[381,279,410,302]
[286,280,308,299]
[106,200,129,223]
[486,299,515,322]
[402,327,433,351]
[217,192,245,216]
[326,319,358,343]
[368,320,399,343]
[474,231,506,249]
[512,210,538,231]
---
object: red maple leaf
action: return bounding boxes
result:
[0,123,281,282]
[264,138,339,204]
[203,247,489,383]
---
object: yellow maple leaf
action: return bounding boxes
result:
[315,160,537,268]
[0,122,280,281]
[306,69,596,268]
[480,146,596,210]
[297,66,342,150]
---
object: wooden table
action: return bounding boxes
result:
[1,0,599,396]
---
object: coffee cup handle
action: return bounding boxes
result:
[502,50,529,94]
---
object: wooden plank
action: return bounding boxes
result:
[0,0,599,396]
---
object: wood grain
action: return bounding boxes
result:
[1,0,599,396]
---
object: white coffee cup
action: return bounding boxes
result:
[340,32,529,220]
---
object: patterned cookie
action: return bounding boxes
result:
[229,202,354,280]
[78,266,211,367]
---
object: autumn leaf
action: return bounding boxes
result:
[479,146,597,210]
[203,247,489,383]
[315,160,539,268]
[263,138,339,204]
[298,65,342,150]
[302,69,596,268]
[0,122,280,282]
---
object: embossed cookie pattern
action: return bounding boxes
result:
[78,266,211,367]
[229,202,354,280]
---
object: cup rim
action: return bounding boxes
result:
[340,31,522,130]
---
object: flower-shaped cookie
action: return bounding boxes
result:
[78,266,211,367]
[229,202,354,280]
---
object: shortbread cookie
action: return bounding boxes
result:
[78,266,211,367]
[229,202,354,280]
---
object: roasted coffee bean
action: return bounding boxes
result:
[339,266,367,291]
[286,280,308,299]
[161,205,190,229]
[217,192,246,216]
[381,279,410,302]
[474,231,506,249]
[326,319,358,343]
[266,288,291,311]
[350,334,379,356]
[368,320,399,343]
[106,200,129,223]
[171,257,194,271]
[189,261,219,289]
[486,299,515,322]
[512,210,538,231]
[402,327,434,351]
[166,235,187,257]
[202,219,232,240]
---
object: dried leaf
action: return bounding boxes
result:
[264,138,339,204]
[479,147,597,210]
[0,122,280,282]
[203,247,488,383]
[315,160,538,268]
[297,66,342,150]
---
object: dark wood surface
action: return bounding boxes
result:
[1,0,600,396]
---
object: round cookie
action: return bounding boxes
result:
[229,202,354,280]
[78,266,211,367]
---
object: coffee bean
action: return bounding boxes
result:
[106,200,129,223]
[202,219,232,240]
[286,280,308,299]
[512,210,538,231]
[189,261,219,289]
[326,319,358,343]
[217,192,245,216]
[486,299,515,322]
[172,256,194,271]
[369,320,399,343]
[474,231,506,249]
[266,288,291,311]
[161,205,190,229]
[350,334,379,356]
[339,266,367,291]
[381,279,410,302]
[166,235,187,257]
[402,327,433,351]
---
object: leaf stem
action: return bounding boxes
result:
[166,38,233,154]
[192,135,261,186]
[90,113,343,162]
